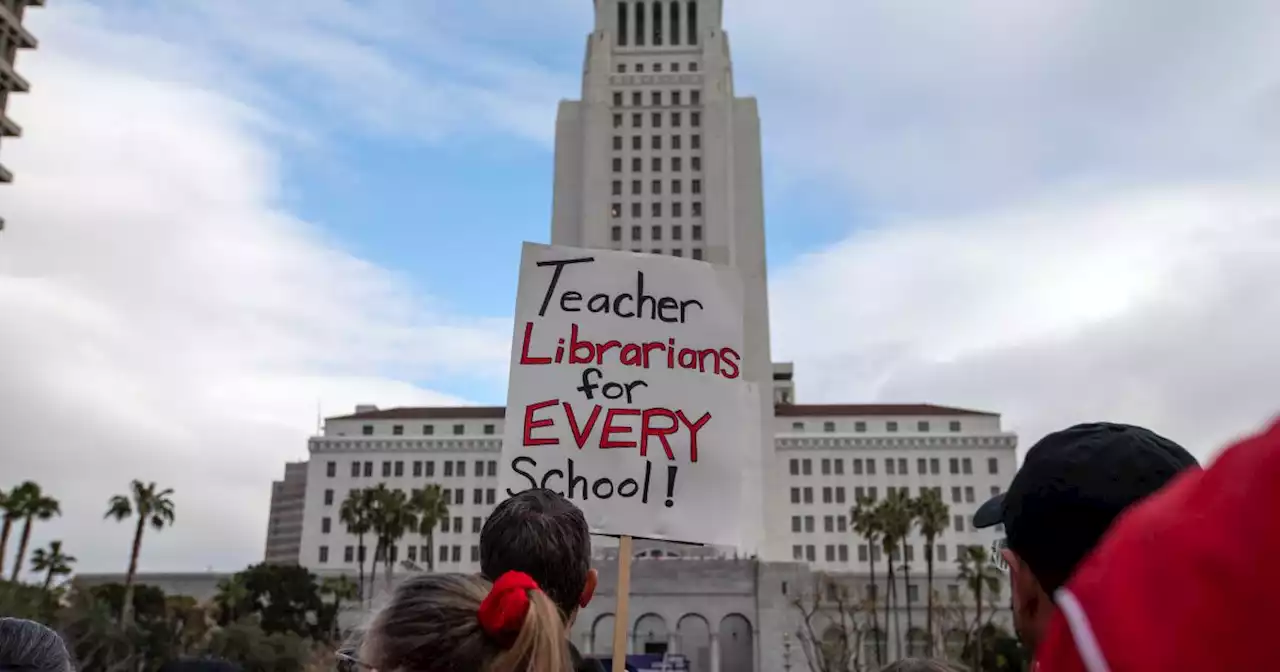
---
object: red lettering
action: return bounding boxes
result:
[719,348,740,379]
[676,410,712,462]
[600,408,641,449]
[641,408,679,460]
[568,323,595,364]
[643,341,665,367]
[619,343,644,366]
[523,399,559,446]
[519,322,552,365]
[596,340,623,365]
[563,403,602,449]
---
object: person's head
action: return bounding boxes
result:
[0,617,72,672]
[973,422,1199,651]
[158,660,244,672]
[480,488,596,623]
[353,572,571,672]
[879,659,964,672]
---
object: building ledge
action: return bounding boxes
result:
[0,3,39,49]
[1,112,20,137]
[0,59,30,93]
[0,162,12,183]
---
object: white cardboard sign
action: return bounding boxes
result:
[500,242,758,547]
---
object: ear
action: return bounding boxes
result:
[580,568,598,608]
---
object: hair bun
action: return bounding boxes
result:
[478,571,540,643]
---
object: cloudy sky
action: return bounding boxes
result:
[1,0,1277,574]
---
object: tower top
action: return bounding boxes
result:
[594,0,723,47]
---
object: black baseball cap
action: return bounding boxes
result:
[973,422,1200,592]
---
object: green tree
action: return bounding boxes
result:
[363,484,392,591]
[372,487,414,590]
[958,544,1003,672]
[338,488,374,601]
[0,486,15,576]
[222,562,332,640]
[850,495,883,666]
[409,484,449,571]
[320,575,359,639]
[911,488,950,655]
[215,573,250,623]
[104,480,176,623]
[7,481,62,583]
[30,540,76,590]
[877,489,914,661]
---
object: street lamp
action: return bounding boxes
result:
[782,632,792,672]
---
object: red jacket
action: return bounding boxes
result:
[1035,416,1280,672]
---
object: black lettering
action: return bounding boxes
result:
[592,478,615,499]
[636,271,656,319]
[680,298,704,322]
[617,478,640,497]
[535,257,594,317]
[506,456,539,496]
[577,367,603,400]
[567,457,589,500]
[613,292,635,318]
[587,293,611,314]
[603,382,625,400]
[641,460,653,504]
[539,468,564,497]
[559,290,583,312]
[657,296,680,322]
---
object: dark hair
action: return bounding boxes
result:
[480,489,591,620]
[0,618,71,672]
[879,659,965,672]
[158,660,244,672]
[358,573,569,672]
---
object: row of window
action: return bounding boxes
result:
[793,541,987,567]
[619,246,703,259]
[316,543,477,565]
[616,61,698,74]
[322,486,496,508]
[612,193,701,217]
[615,1,699,48]
[614,222,703,242]
[360,423,496,437]
[791,509,985,536]
[788,456,997,478]
[793,419,964,434]
[328,459,499,479]
[322,514,490,537]
[787,484,1001,506]
[613,89,703,109]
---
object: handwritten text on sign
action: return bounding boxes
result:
[501,243,755,545]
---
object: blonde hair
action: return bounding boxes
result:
[357,573,571,672]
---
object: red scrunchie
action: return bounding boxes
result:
[478,571,540,642]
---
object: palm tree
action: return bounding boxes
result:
[363,484,392,592]
[8,482,61,582]
[409,484,449,571]
[877,489,913,661]
[374,487,414,590]
[957,544,1002,671]
[214,574,249,623]
[339,488,374,601]
[30,540,76,590]
[850,496,883,665]
[105,480,176,623]
[911,488,950,655]
[0,486,17,576]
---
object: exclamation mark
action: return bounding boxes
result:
[664,465,678,508]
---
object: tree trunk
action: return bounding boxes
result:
[10,517,35,583]
[356,532,366,604]
[885,561,896,661]
[368,539,381,599]
[385,542,394,590]
[426,531,434,571]
[42,568,54,591]
[901,560,911,650]
[122,515,146,624]
[974,583,984,672]
[0,518,13,577]
[868,548,881,665]
[925,539,936,656]
[891,564,903,661]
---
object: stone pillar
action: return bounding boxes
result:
[710,633,721,672]
[668,633,680,656]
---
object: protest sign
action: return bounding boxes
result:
[500,242,760,547]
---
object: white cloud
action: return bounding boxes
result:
[0,4,509,574]
[754,0,1280,458]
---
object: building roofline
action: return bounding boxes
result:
[328,403,998,421]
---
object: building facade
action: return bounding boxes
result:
[268,1,1018,669]
[1,0,44,230]
[263,461,308,565]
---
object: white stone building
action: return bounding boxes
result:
[263,1,1020,669]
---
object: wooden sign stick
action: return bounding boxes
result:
[610,535,635,672]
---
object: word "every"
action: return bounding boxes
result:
[522,400,711,463]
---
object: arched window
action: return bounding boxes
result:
[652,1,663,45]
[618,2,629,47]
[635,2,646,46]
[687,1,698,45]
[670,2,681,46]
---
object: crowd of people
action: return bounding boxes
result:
[2,417,1276,671]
